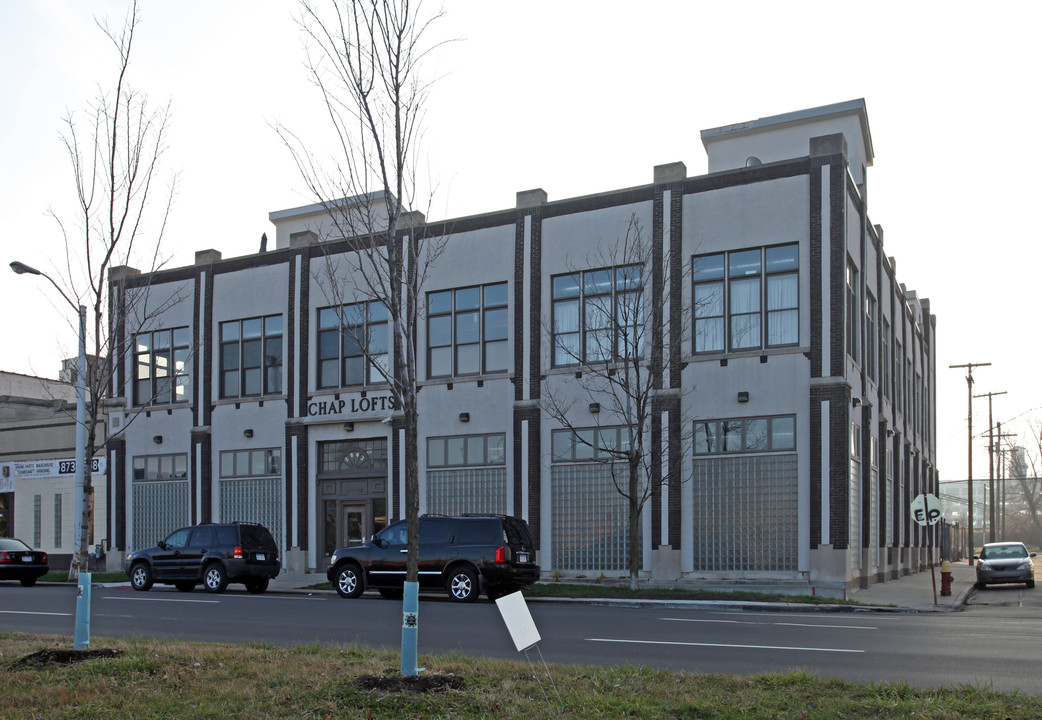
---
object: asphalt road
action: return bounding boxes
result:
[2,582,1041,694]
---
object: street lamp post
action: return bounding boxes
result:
[10,261,92,649]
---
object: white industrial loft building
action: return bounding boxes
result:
[101,99,936,594]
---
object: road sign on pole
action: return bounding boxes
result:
[911,493,943,526]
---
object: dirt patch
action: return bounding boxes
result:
[9,648,124,669]
[354,673,465,693]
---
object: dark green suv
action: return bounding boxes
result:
[327,514,539,602]
[125,523,281,594]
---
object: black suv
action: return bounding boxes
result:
[327,514,539,602]
[125,523,281,594]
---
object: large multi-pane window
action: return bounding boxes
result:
[317,302,388,388]
[220,315,282,398]
[427,282,508,378]
[427,434,506,467]
[881,318,891,400]
[552,265,643,366]
[426,434,507,516]
[693,415,796,455]
[693,244,798,353]
[552,426,632,462]
[134,327,191,406]
[866,293,877,381]
[846,261,859,358]
[219,448,282,477]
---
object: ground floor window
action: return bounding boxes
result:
[219,476,283,550]
[551,462,633,572]
[426,467,507,515]
[132,453,189,549]
[692,454,797,571]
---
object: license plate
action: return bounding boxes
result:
[22,555,33,562]
[518,553,528,563]
[256,553,265,561]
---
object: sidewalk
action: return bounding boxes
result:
[267,561,978,612]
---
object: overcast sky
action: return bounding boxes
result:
[2,0,1039,484]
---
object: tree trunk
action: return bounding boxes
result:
[628,454,641,591]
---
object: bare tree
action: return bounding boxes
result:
[21,1,179,581]
[1005,424,1042,546]
[275,0,447,673]
[542,213,690,590]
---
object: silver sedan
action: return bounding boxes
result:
[975,541,1036,589]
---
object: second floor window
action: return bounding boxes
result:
[318,302,388,388]
[427,282,508,378]
[694,244,799,354]
[134,327,190,406]
[552,265,643,367]
[220,316,283,398]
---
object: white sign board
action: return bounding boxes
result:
[1,457,106,482]
[910,493,942,526]
[495,591,541,652]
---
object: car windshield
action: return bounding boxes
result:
[0,538,31,552]
[982,545,1027,559]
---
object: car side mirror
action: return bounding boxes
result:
[973,554,980,560]
[158,541,168,550]
[1031,552,1037,558]
[374,537,388,549]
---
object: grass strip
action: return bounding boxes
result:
[1,633,1036,719]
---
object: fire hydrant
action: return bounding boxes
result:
[940,560,952,596]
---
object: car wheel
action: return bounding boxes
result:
[1028,579,1036,589]
[245,578,269,594]
[378,587,403,600]
[975,580,986,590]
[130,563,153,591]
[174,581,195,593]
[334,564,364,598]
[203,563,229,593]
[20,577,38,587]
[447,566,479,603]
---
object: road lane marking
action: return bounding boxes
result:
[587,638,864,653]
[0,610,72,616]
[102,596,219,604]
[660,617,876,630]
[775,622,876,630]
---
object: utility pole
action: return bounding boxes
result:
[973,390,1006,543]
[951,362,990,564]
[995,425,1017,541]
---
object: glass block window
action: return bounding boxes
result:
[34,495,42,548]
[692,454,798,571]
[427,434,506,468]
[134,327,191,405]
[317,302,389,388]
[54,494,62,548]
[132,477,189,551]
[693,415,795,455]
[551,462,634,572]
[426,467,507,516]
[427,282,509,378]
[219,476,283,551]
[219,315,283,398]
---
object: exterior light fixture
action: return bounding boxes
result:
[737,391,750,403]
[152,435,163,444]
[886,429,896,438]
[243,429,254,438]
[343,422,354,432]
[852,397,862,408]
[459,412,470,423]
[589,402,600,414]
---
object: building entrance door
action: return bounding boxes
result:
[343,503,367,546]
[318,436,390,561]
